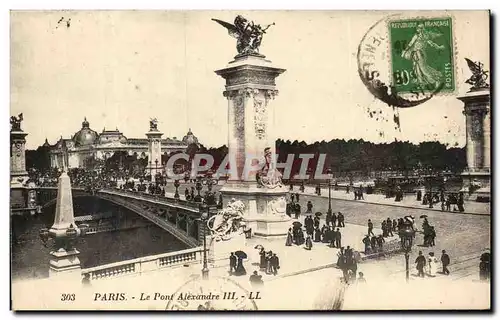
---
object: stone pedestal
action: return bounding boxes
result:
[10,130,28,187]
[48,170,82,278]
[49,248,82,278]
[216,54,292,238]
[458,88,490,200]
[146,129,163,183]
[208,232,246,264]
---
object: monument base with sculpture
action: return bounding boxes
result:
[458,60,491,202]
[221,182,292,238]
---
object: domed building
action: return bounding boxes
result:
[182,128,199,146]
[48,117,192,169]
[72,117,98,147]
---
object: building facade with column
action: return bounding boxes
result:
[48,117,200,169]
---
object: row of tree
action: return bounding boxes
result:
[25,138,466,176]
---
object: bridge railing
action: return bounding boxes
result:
[103,188,202,211]
[81,246,205,281]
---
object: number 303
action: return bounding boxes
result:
[61,293,75,301]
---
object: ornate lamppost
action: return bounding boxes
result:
[174,179,180,199]
[201,170,218,206]
[198,204,210,280]
[195,180,203,202]
[399,226,415,283]
[327,169,333,215]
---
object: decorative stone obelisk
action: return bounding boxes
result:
[47,169,81,278]
[458,58,490,201]
[146,118,163,183]
[10,113,29,187]
[213,15,292,237]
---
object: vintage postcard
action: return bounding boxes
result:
[10,10,491,311]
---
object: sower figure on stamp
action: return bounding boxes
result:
[401,24,445,91]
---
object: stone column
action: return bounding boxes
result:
[10,129,28,186]
[216,55,285,183]
[459,89,490,171]
[458,87,491,199]
[215,54,291,238]
[48,170,81,279]
[146,123,163,183]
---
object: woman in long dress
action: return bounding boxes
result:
[285,228,293,246]
[427,252,438,276]
[401,24,445,90]
[305,235,313,250]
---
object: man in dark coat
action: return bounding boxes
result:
[331,212,338,227]
[370,235,377,253]
[326,211,332,226]
[386,218,393,237]
[313,216,320,229]
[294,202,301,219]
[335,228,342,249]
[306,201,313,213]
[338,212,345,227]
[229,252,237,275]
[367,219,375,236]
[362,235,371,254]
[270,253,280,276]
[441,250,450,275]
[415,251,426,277]
[330,228,337,248]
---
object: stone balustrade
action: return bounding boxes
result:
[82,246,204,281]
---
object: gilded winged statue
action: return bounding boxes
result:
[465,58,489,90]
[212,15,275,55]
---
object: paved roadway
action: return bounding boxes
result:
[160,180,490,261]
[157,180,490,281]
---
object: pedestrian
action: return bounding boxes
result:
[362,235,371,254]
[285,228,293,246]
[338,212,345,227]
[306,201,313,213]
[376,235,385,251]
[441,250,450,275]
[367,219,375,236]
[294,202,301,220]
[392,219,398,233]
[295,192,300,202]
[328,228,338,248]
[290,193,295,203]
[313,216,320,229]
[415,251,426,278]
[335,228,342,248]
[381,220,388,237]
[270,253,280,275]
[249,271,263,287]
[305,235,313,250]
[386,218,393,237]
[313,226,322,242]
[370,235,377,253]
[331,212,337,227]
[427,252,438,277]
[259,248,267,271]
[326,211,332,226]
[229,252,237,275]
[82,273,91,287]
[357,272,366,283]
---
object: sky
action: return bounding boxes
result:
[10,10,490,150]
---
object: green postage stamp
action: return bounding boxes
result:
[389,17,455,95]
